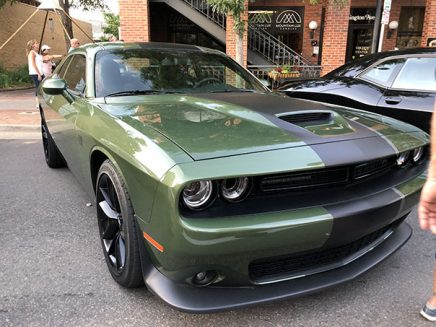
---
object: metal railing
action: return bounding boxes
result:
[248,24,312,67]
[180,0,312,67]
[181,0,226,28]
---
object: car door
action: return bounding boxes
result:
[45,54,87,173]
[356,57,407,117]
[378,56,436,132]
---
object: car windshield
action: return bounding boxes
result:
[94,48,267,97]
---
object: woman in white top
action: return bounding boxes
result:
[26,39,44,109]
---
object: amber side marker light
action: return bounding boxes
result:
[143,231,164,252]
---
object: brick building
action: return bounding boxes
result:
[118,0,436,75]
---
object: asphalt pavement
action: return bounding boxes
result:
[0,89,435,326]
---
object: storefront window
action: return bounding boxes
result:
[346,8,376,62]
[396,7,425,49]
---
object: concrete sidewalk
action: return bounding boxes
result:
[0,88,40,131]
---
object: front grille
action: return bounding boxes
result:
[354,157,396,180]
[258,156,396,193]
[249,222,395,282]
[260,168,349,192]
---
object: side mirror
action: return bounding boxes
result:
[42,78,67,95]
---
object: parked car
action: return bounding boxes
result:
[280,48,436,132]
[39,42,428,312]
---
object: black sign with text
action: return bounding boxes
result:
[349,8,376,25]
[249,7,304,33]
[427,38,436,47]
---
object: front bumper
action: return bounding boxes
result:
[134,148,426,312]
[139,222,411,313]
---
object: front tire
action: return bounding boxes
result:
[41,119,65,168]
[96,160,144,288]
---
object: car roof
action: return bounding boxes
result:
[76,42,225,59]
[325,47,436,78]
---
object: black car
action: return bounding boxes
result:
[280,48,436,132]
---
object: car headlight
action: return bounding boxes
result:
[396,151,410,166]
[221,177,251,203]
[412,147,424,163]
[182,180,215,210]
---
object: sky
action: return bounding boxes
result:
[68,0,119,38]
[69,0,119,24]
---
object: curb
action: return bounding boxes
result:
[0,86,34,93]
[0,124,39,132]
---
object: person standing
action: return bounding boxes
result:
[26,39,43,109]
[69,38,80,53]
[419,100,436,321]
[41,45,63,77]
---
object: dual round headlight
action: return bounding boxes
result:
[182,177,251,210]
[397,147,425,167]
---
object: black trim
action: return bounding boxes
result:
[139,222,412,313]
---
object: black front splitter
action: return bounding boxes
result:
[139,222,412,313]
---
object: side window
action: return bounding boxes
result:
[392,57,436,92]
[57,56,73,79]
[360,58,406,87]
[63,55,86,94]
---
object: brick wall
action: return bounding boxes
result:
[0,2,92,69]
[320,0,351,75]
[119,0,150,42]
[226,0,248,67]
[421,0,436,46]
[302,3,323,64]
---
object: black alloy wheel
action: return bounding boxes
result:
[96,160,143,287]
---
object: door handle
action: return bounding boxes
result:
[384,97,402,105]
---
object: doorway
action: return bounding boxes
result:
[346,26,374,62]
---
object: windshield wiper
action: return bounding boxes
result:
[105,90,163,97]
[209,88,257,93]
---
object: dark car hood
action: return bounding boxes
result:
[282,79,346,93]
[101,92,420,160]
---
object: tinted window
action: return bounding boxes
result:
[63,55,86,94]
[392,57,436,91]
[360,58,406,86]
[57,56,73,79]
[94,48,266,97]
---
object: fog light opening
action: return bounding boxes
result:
[192,270,217,287]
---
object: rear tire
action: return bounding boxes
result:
[41,119,65,168]
[96,160,144,288]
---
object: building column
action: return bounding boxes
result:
[421,0,436,47]
[302,3,323,64]
[320,0,351,75]
[119,0,150,42]
[226,0,248,67]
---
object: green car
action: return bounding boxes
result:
[39,42,428,312]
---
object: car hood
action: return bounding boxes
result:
[100,92,422,160]
[282,79,346,93]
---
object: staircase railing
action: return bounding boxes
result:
[181,0,226,29]
[248,24,312,67]
[179,0,315,68]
